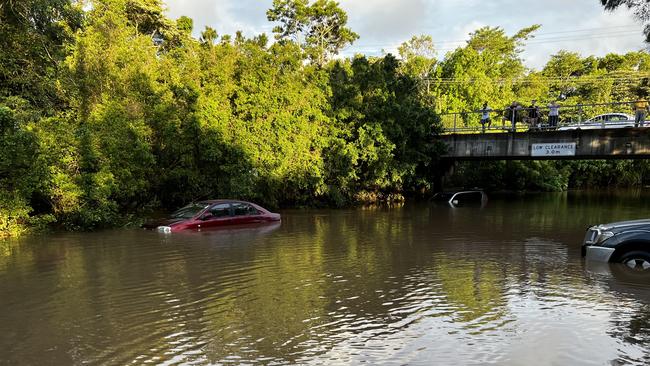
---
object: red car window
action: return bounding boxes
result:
[232,203,259,216]
[209,203,231,218]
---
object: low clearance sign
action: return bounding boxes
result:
[531,143,576,157]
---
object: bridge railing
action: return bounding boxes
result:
[438,101,646,134]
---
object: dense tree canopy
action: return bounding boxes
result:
[267,0,359,66]
[1,0,649,236]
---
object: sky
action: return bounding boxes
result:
[164,0,647,69]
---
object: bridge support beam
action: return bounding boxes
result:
[432,160,456,193]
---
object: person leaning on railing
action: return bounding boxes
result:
[479,102,492,133]
[634,97,650,127]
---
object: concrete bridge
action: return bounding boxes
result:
[436,128,650,161]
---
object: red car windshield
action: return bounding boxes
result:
[170,203,209,219]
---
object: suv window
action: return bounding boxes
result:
[232,203,259,216]
[465,192,484,201]
[209,203,231,218]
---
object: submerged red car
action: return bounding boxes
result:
[142,200,281,233]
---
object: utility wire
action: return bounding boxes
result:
[424,75,650,84]
[352,25,642,48]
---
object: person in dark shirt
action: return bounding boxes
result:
[527,100,540,129]
[504,102,518,132]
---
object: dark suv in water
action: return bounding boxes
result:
[582,219,650,271]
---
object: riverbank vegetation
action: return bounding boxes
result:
[1,0,649,236]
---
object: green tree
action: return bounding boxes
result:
[433,26,539,124]
[176,15,193,34]
[124,0,170,35]
[0,0,82,235]
[267,0,359,66]
[200,26,218,46]
[0,0,82,108]
[0,106,49,237]
[327,54,441,200]
[398,35,437,96]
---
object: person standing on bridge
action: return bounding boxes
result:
[504,102,518,132]
[527,100,540,130]
[548,101,560,128]
[633,97,650,127]
[480,102,492,133]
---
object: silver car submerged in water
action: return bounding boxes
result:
[582,219,650,271]
[432,190,488,208]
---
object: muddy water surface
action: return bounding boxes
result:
[1,191,650,365]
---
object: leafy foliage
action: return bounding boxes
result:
[267,0,359,66]
[0,0,439,236]
[1,0,649,236]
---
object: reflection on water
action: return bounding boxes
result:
[1,191,650,365]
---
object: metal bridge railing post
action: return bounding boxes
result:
[578,104,583,124]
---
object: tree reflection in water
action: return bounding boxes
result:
[2,192,650,364]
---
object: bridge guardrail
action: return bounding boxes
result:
[438,101,648,134]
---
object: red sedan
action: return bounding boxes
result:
[143,200,281,233]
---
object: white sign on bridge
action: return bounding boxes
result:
[531,143,576,157]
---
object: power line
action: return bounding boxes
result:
[432,73,650,79]
[351,32,642,52]
[525,25,640,36]
[424,74,650,84]
[429,78,648,83]
[524,32,642,45]
[351,25,642,48]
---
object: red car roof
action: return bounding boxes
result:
[197,200,271,213]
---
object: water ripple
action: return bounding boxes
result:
[2,205,650,365]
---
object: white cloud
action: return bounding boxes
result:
[521,7,646,69]
[340,0,432,41]
[163,0,647,69]
[165,0,273,39]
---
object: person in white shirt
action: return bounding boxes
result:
[480,102,492,133]
[548,101,560,128]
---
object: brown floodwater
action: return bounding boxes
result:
[1,191,650,365]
